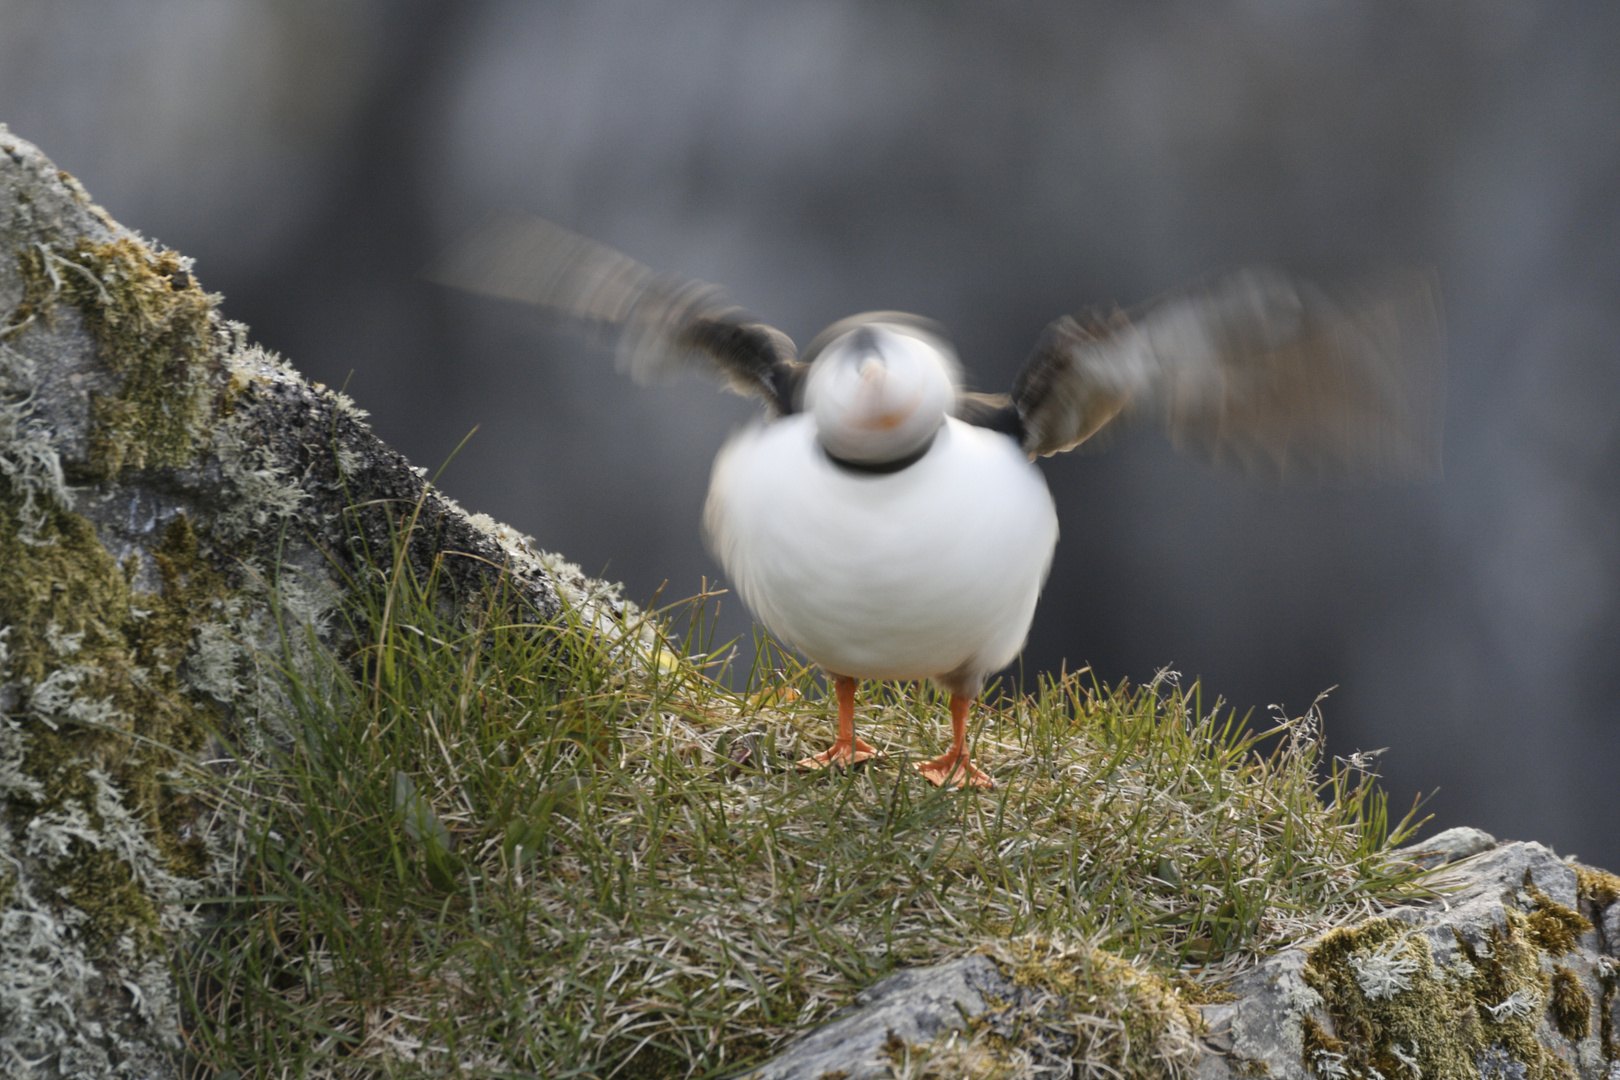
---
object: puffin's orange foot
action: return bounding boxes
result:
[915,752,993,789]
[798,737,882,772]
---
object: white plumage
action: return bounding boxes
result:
[706,413,1058,692]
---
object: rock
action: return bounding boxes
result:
[1198,950,1326,1080]
[0,126,632,1078]
[750,842,1620,1080]
[740,954,1011,1080]
[1397,826,1499,869]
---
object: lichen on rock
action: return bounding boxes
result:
[0,493,222,1076]
[978,936,1204,1080]
[12,235,219,479]
[1302,917,1483,1080]
[1,123,621,1078]
[1290,847,1610,1080]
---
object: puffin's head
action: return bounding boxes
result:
[801,314,960,467]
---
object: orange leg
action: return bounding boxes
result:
[798,674,882,771]
[915,693,993,789]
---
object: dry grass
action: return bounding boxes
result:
[180,535,1431,1079]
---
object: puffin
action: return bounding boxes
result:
[431,217,1444,789]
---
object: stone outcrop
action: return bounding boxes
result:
[1201,833,1619,1080]
[0,126,623,1078]
[748,830,1620,1080]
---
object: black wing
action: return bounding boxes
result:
[955,391,1024,440]
[1011,267,1445,482]
[427,214,805,415]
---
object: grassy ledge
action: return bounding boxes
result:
[179,520,1431,1079]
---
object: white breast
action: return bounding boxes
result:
[703,416,1059,690]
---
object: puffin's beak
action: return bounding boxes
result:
[856,363,912,431]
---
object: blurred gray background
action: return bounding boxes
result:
[4,1,1617,864]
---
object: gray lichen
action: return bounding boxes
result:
[1349,933,1423,1001]
[0,341,70,545]
[0,122,638,1077]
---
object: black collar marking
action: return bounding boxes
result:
[822,433,936,475]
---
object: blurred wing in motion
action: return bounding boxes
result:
[427,214,804,414]
[1012,267,1446,482]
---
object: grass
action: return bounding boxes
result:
[178,516,1432,1079]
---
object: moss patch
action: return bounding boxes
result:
[1,491,233,944]
[1479,911,1562,1076]
[1301,1013,1348,1059]
[1597,960,1618,1061]
[55,843,163,951]
[1304,918,1482,1080]
[934,938,1204,1080]
[1548,966,1591,1041]
[1174,976,1238,1006]
[1523,881,1591,956]
[1303,901,1601,1080]
[15,235,220,478]
[1575,865,1620,910]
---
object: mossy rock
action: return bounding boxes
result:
[1,124,586,1078]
